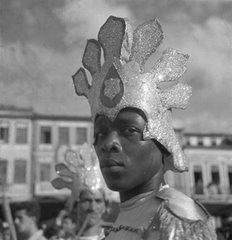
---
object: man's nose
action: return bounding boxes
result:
[102,131,122,152]
[88,200,97,211]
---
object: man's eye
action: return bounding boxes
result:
[123,127,139,135]
[93,131,106,145]
[95,131,106,139]
[81,199,91,204]
[95,199,103,204]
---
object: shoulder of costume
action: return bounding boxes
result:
[156,186,211,221]
[151,187,217,239]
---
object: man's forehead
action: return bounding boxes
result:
[80,189,104,199]
[16,209,27,217]
[95,108,147,124]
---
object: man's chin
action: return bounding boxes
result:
[87,218,100,227]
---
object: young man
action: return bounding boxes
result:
[72,16,217,239]
[14,201,47,240]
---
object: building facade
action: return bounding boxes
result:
[0,106,232,226]
[32,114,92,200]
[0,106,92,206]
[0,106,34,202]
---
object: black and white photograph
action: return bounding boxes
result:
[0,0,232,239]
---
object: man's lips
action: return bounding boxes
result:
[101,158,123,169]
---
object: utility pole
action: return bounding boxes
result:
[0,176,17,240]
[0,138,17,240]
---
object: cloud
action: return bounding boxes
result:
[54,0,133,45]
[182,17,232,96]
[188,17,232,85]
[0,36,90,115]
[23,9,37,27]
[1,0,232,133]
[182,0,232,2]
[167,16,232,132]
[182,112,232,134]
[0,0,133,117]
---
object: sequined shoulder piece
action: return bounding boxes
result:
[156,187,217,239]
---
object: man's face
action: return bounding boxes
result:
[94,108,163,193]
[77,189,105,228]
[14,210,34,235]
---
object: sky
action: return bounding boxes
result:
[0,0,232,133]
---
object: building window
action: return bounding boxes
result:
[14,159,27,183]
[59,127,69,145]
[185,138,191,146]
[0,159,7,185]
[228,166,232,194]
[39,163,51,182]
[211,165,220,184]
[15,125,28,144]
[198,137,203,146]
[76,127,87,145]
[0,126,9,143]
[193,165,204,194]
[211,138,217,146]
[207,165,221,194]
[40,126,52,144]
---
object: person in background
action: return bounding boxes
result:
[2,224,11,240]
[59,214,76,239]
[72,15,217,239]
[0,221,11,240]
[73,188,106,240]
[42,209,69,239]
[52,143,108,240]
[43,224,62,240]
[14,201,47,240]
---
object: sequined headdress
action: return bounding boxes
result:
[51,143,118,205]
[72,16,192,172]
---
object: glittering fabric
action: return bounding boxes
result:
[158,202,217,240]
[51,143,106,204]
[104,187,217,240]
[104,78,121,100]
[72,16,192,172]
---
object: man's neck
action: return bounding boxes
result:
[27,225,39,239]
[82,223,102,237]
[119,168,164,203]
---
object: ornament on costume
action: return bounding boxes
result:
[51,143,107,205]
[72,16,192,172]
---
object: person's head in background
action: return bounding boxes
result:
[74,188,106,232]
[14,201,41,239]
[60,213,76,238]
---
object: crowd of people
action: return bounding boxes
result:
[0,188,109,240]
[43,187,107,240]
